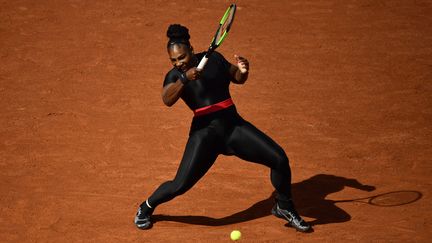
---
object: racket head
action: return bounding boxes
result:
[197,4,236,70]
[368,190,422,207]
[211,4,236,49]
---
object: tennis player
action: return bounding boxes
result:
[135,24,311,232]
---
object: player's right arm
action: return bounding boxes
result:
[162,80,186,107]
[161,68,200,107]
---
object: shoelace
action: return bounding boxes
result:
[136,207,146,219]
[279,205,302,222]
[287,210,303,222]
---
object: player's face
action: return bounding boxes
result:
[168,44,194,72]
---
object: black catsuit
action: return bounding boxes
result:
[147,51,293,209]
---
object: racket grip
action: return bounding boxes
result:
[197,56,209,71]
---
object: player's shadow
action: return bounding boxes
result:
[152,174,376,226]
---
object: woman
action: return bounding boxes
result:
[135,24,311,232]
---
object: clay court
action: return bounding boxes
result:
[1,0,431,242]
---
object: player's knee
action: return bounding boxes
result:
[274,152,290,170]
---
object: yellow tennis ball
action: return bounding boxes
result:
[230,230,241,241]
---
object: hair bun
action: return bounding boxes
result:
[167,24,190,42]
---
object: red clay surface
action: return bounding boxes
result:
[1,0,431,242]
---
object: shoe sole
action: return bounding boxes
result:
[135,222,152,230]
[136,223,152,230]
[135,217,153,230]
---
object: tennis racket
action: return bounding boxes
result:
[196,4,237,71]
[331,190,422,207]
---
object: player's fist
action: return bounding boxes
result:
[185,67,201,81]
[235,55,249,74]
[361,185,376,192]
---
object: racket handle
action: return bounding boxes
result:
[197,56,209,71]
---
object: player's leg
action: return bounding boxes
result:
[224,119,311,232]
[225,120,292,202]
[135,128,219,229]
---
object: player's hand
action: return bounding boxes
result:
[185,67,201,81]
[235,55,249,74]
[361,185,376,192]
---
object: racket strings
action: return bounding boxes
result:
[215,7,236,44]
[369,191,422,207]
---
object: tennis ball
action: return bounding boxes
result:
[230,230,241,241]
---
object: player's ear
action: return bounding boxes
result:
[189,45,194,54]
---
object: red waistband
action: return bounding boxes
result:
[193,98,234,117]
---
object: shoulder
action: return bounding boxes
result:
[163,68,181,87]
[165,68,181,79]
[211,51,231,70]
[168,67,179,74]
[196,51,227,61]
[212,51,227,61]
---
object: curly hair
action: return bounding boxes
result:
[166,24,191,48]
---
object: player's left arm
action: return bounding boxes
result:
[346,178,376,192]
[229,55,249,84]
